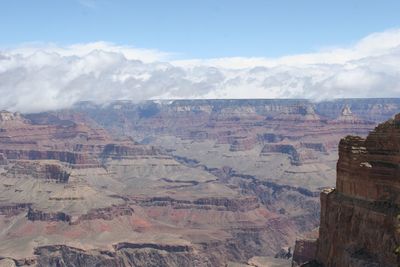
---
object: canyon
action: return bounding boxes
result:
[0,98,399,266]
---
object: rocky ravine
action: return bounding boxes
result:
[293,114,400,267]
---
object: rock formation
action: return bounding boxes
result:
[294,113,400,267]
[292,239,318,266]
[0,153,8,165]
[261,144,301,165]
[7,161,70,183]
[332,105,368,124]
[33,243,222,267]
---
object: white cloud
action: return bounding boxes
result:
[5,41,170,63]
[1,28,400,112]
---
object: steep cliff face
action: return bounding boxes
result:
[312,114,400,267]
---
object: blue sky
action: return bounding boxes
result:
[1,0,400,58]
[1,1,400,111]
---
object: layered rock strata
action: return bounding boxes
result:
[71,99,394,168]
[297,114,400,267]
[32,243,222,267]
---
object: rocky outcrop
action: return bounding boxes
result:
[33,244,222,267]
[0,203,31,216]
[275,246,293,259]
[27,204,134,224]
[27,208,71,223]
[332,105,365,124]
[259,133,284,143]
[261,144,301,165]
[101,143,163,159]
[305,114,400,267]
[273,105,321,122]
[192,197,260,212]
[113,243,192,252]
[292,239,317,266]
[0,111,114,168]
[72,204,134,224]
[7,161,70,183]
[137,196,260,212]
[229,136,257,151]
[0,111,26,124]
[0,149,97,166]
[0,153,8,165]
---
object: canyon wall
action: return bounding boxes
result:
[72,99,400,161]
[297,114,400,266]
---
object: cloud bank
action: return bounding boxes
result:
[1,29,400,112]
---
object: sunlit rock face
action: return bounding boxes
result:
[312,114,400,267]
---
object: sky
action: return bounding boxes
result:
[2,0,400,58]
[1,1,400,112]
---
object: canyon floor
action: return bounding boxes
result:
[0,98,399,266]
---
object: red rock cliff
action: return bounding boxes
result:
[314,114,400,266]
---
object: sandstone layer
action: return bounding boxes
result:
[294,113,400,267]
